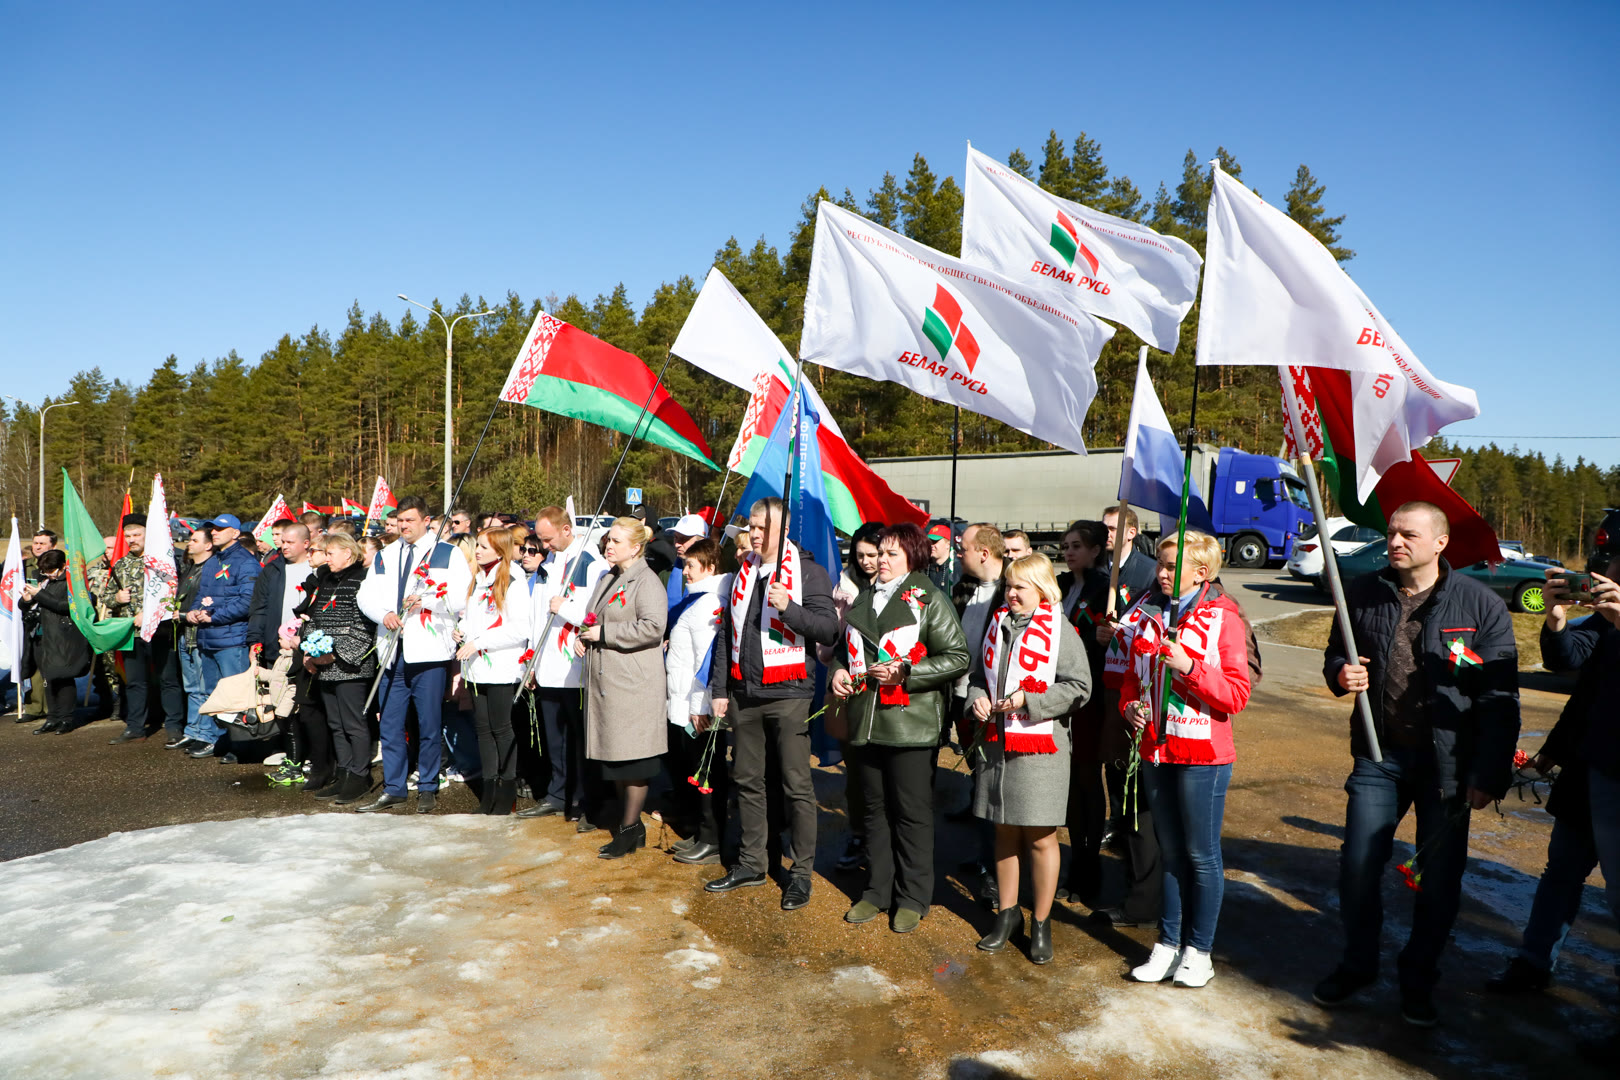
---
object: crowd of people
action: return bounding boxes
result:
[7,491,1620,1058]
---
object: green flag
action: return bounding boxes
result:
[60,469,135,653]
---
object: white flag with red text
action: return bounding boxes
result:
[0,518,23,676]
[1197,165,1479,501]
[961,145,1202,353]
[139,474,178,643]
[802,201,1114,456]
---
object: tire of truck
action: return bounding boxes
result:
[1228,533,1268,569]
[1513,580,1546,615]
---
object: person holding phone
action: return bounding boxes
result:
[1489,550,1620,1067]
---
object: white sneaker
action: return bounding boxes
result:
[406,770,419,791]
[1172,948,1215,988]
[442,768,465,784]
[263,752,287,766]
[1131,943,1183,983]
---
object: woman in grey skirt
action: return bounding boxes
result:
[966,553,1091,964]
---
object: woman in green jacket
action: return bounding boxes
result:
[830,521,969,933]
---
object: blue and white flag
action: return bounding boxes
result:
[734,383,842,578]
[1120,351,1212,532]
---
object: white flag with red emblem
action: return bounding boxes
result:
[0,517,23,676]
[801,200,1114,455]
[139,473,178,643]
[252,495,291,546]
[1198,164,1479,501]
[961,145,1203,353]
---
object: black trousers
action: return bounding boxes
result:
[45,677,79,728]
[856,743,936,915]
[666,724,731,846]
[296,692,334,783]
[124,630,184,737]
[730,695,816,879]
[1117,794,1164,924]
[842,741,867,842]
[1065,758,1107,904]
[538,687,598,817]
[472,682,519,782]
[322,680,371,777]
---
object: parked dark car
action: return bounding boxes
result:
[1332,539,1550,613]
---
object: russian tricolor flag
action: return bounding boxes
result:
[1119,350,1212,532]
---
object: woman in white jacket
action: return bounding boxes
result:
[455,527,530,815]
[663,538,730,865]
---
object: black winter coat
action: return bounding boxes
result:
[26,578,92,680]
[1541,614,1620,789]
[709,548,839,702]
[293,563,377,684]
[1325,560,1520,799]
[247,555,286,663]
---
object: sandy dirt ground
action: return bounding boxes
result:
[0,634,1613,1079]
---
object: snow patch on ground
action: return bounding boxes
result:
[831,965,901,1002]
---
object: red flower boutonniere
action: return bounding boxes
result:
[899,587,926,607]
[1019,676,1048,695]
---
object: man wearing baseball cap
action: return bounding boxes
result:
[176,513,261,758]
[665,513,711,609]
[925,520,958,594]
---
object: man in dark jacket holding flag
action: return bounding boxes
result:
[1313,501,1519,1027]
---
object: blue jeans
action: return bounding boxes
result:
[442,701,481,780]
[1337,749,1472,992]
[184,645,250,744]
[378,657,447,797]
[1142,761,1232,953]
[1518,812,1597,972]
[178,643,205,734]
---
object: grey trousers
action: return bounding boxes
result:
[730,695,815,879]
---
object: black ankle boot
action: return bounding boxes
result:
[977,907,1023,953]
[310,774,345,799]
[302,771,336,793]
[332,771,371,806]
[488,780,515,816]
[1028,915,1053,965]
[473,778,494,815]
[598,821,646,859]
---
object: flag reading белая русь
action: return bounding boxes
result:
[1121,350,1212,533]
[61,470,135,653]
[961,145,1203,354]
[500,310,717,470]
[1196,164,1478,505]
[801,201,1114,456]
[670,265,928,532]
[1,517,23,677]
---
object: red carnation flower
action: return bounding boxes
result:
[518,649,535,665]
[1019,676,1048,695]
[583,612,599,627]
[1397,860,1422,893]
[1131,636,1157,657]
[1513,748,1530,768]
[907,643,927,663]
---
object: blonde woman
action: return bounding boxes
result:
[455,527,530,815]
[581,516,668,859]
[967,553,1091,964]
[1107,531,1252,989]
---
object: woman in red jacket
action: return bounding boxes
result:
[1105,530,1252,989]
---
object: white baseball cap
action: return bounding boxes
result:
[671,513,709,539]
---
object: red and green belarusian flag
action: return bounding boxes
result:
[1447,636,1483,672]
[61,470,134,653]
[670,266,928,532]
[501,311,716,469]
[1281,366,1500,567]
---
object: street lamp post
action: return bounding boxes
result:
[5,395,79,528]
[397,295,493,515]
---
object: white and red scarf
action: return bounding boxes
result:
[982,601,1062,754]
[729,542,807,685]
[844,582,929,706]
[1104,589,1229,764]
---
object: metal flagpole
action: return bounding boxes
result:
[1153,367,1201,736]
[516,352,680,694]
[1278,366,1382,762]
[949,406,960,579]
[770,357,808,581]
[1107,346,1151,617]
[361,395,504,716]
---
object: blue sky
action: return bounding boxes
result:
[3,1,1616,465]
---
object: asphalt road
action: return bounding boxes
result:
[1218,565,1331,622]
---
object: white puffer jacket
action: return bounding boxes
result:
[458,564,530,686]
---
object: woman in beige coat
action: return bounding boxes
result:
[581,517,668,859]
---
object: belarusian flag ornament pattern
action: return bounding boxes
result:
[921,285,981,373]
[1448,637,1483,672]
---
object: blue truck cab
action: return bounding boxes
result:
[1207,448,1313,569]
